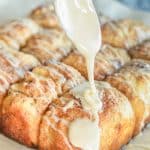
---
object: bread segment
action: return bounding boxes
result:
[39,81,135,150]
[102,19,150,49]
[107,59,150,135]
[129,40,150,60]
[1,62,85,147]
[0,19,40,50]
[30,5,60,29]
[22,30,72,64]
[63,45,130,80]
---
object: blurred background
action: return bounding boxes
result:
[94,0,150,25]
[0,0,150,25]
[117,0,150,12]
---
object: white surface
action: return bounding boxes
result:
[0,134,32,150]
[0,0,44,25]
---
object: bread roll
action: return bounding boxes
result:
[129,40,150,60]
[63,45,130,80]
[22,30,72,64]
[0,19,39,50]
[30,5,60,29]
[39,81,135,150]
[102,19,150,49]
[107,59,150,135]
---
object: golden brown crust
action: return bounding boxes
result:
[1,92,46,147]
[1,62,85,147]
[30,5,60,29]
[107,59,150,135]
[63,45,130,80]
[22,30,72,64]
[102,21,126,48]
[1,70,57,146]
[129,40,150,60]
[39,82,135,150]
[0,19,39,50]
[102,19,150,49]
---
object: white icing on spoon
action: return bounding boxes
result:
[54,0,102,150]
[55,0,101,93]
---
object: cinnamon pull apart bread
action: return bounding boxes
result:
[63,45,130,80]
[30,5,60,29]
[129,40,150,60]
[102,19,150,49]
[39,81,135,150]
[107,59,150,136]
[22,29,72,64]
[0,19,40,50]
[1,62,84,147]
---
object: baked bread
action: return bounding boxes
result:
[39,81,135,150]
[102,19,150,49]
[63,45,130,80]
[107,59,150,135]
[1,62,85,147]
[0,19,40,50]
[129,39,150,60]
[22,30,72,64]
[30,5,60,29]
[1,42,40,70]
[0,4,150,150]
[0,42,40,82]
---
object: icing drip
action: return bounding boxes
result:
[68,81,108,150]
[69,118,100,150]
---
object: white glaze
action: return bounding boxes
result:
[55,0,101,92]
[69,118,100,150]
[54,1,101,150]
[71,81,104,114]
